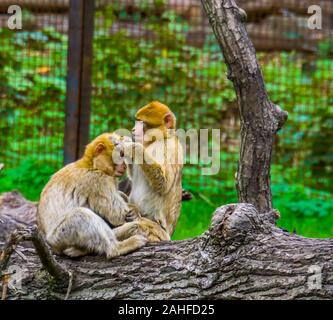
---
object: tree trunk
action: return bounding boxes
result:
[0,0,332,300]
[201,0,288,214]
[0,194,332,300]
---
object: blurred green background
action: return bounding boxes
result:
[0,1,332,239]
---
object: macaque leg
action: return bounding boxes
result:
[49,207,117,258]
[135,218,171,242]
[113,221,141,240]
[107,235,147,259]
[63,247,88,258]
[114,219,170,243]
[50,208,147,259]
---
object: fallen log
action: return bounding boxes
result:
[0,197,332,299]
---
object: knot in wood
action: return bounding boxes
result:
[210,203,263,242]
[238,8,247,22]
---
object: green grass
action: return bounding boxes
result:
[173,198,333,240]
[172,198,216,240]
[276,215,333,239]
[0,159,55,201]
[172,178,333,240]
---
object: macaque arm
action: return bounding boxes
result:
[135,143,175,195]
[88,193,128,227]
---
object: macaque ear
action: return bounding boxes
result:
[164,113,173,129]
[94,142,106,155]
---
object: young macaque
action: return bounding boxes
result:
[117,101,183,240]
[37,133,147,259]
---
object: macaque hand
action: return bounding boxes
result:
[125,205,141,222]
[118,191,129,202]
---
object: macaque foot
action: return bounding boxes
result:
[63,247,88,258]
[106,235,147,259]
[113,222,140,240]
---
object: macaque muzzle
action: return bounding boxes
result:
[133,120,145,142]
[114,162,127,177]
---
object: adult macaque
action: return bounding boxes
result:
[37,133,147,259]
[117,101,183,238]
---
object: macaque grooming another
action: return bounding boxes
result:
[37,133,147,259]
[118,101,183,239]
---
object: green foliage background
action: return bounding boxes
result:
[0,6,332,239]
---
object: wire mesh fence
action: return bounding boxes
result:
[91,0,333,209]
[0,0,332,237]
[0,0,68,169]
[91,0,240,204]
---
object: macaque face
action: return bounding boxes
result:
[133,101,175,145]
[108,138,127,176]
[90,134,128,177]
[114,161,127,177]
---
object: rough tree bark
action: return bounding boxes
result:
[0,193,332,299]
[201,0,288,214]
[0,0,332,300]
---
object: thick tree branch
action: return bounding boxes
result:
[29,227,72,285]
[0,230,22,274]
[0,225,71,291]
[201,0,288,214]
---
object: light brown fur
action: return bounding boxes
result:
[118,101,183,240]
[37,133,147,259]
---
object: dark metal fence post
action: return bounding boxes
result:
[64,0,95,165]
